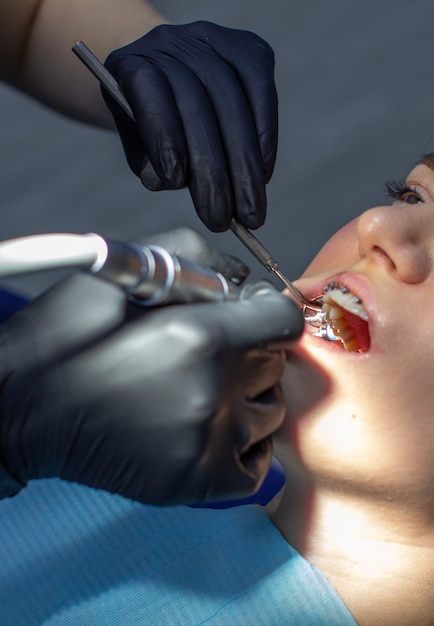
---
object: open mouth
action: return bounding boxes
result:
[318,282,370,353]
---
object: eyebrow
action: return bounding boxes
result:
[417,153,434,171]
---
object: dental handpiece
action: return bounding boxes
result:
[94,237,240,305]
[72,41,327,328]
[0,233,239,304]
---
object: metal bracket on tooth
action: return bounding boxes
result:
[312,324,339,341]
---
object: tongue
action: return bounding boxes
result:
[343,309,370,352]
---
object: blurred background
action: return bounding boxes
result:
[1,0,434,298]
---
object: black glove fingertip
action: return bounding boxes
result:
[140,159,167,191]
[235,187,267,231]
[193,198,233,233]
[221,254,250,285]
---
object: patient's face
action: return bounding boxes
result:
[278,156,434,511]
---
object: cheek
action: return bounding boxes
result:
[301,218,359,277]
[289,334,434,504]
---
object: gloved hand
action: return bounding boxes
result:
[0,230,303,505]
[102,21,278,232]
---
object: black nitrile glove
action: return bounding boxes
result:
[102,21,278,232]
[0,230,302,505]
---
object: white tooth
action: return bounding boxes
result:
[335,327,355,340]
[328,306,344,320]
[331,318,349,330]
[343,339,361,352]
[323,288,368,321]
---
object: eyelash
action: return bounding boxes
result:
[385,178,423,204]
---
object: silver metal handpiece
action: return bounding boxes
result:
[94,238,239,305]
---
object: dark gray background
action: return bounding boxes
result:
[1,0,434,298]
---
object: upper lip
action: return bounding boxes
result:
[295,272,373,309]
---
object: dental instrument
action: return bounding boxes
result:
[0,232,239,305]
[71,41,332,333]
[228,220,326,327]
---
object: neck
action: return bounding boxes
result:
[269,484,434,626]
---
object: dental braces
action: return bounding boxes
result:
[303,303,339,341]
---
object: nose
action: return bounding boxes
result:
[357,204,433,284]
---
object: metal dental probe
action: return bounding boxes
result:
[72,41,327,328]
[228,220,326,326]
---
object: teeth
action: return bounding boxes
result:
[322,285,368,321]
[320,283,368,352]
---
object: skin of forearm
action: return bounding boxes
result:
[0,0,167,127]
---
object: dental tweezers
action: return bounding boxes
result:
[71,41,326,328]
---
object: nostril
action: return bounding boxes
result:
[371,245,396,271]
[357,206,431,284]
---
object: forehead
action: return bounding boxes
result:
[406,155,434,185]
[416,153,434,171]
